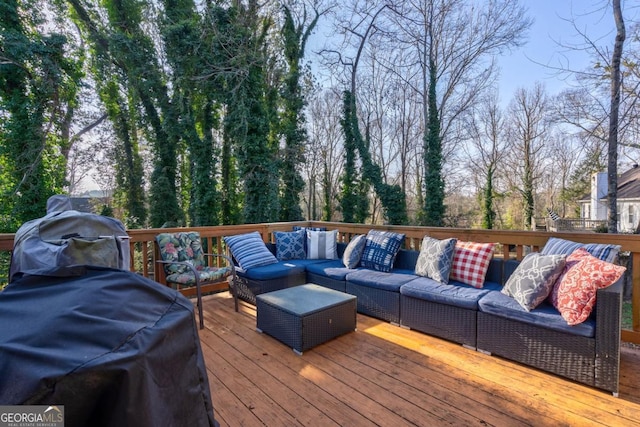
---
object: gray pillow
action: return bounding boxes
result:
[342,234,366,268]
[502,252,567,311]
[541,237,620,263]
[414,236,457,284]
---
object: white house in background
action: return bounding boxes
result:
[578,165,640,233]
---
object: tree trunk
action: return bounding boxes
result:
[607,0,625,233]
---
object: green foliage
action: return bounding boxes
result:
[341,91,407,225]
[421,62,445,226]
[561,150,606,216]
[101,81,147,228]
[481,170,496,229]
[161,0,220,227]
[0,251,10,289]
[214,3,280,224]
[594,223,609,233]
[220,130,242,225]
[0,0,327,229]
[72,1,143,225]
[340,91,370,223]
[99,204,114,217]
[0,0,81,228]
[69,0,186,228]
[322,159,332,221]
[188,98,220,226]
[523,168,535,230]
[277,5,317,222]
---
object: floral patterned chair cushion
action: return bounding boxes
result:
[156,232,233,285]
[165,266,233,287]
[155,232,236,329]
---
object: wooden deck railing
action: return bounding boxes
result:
[1,221,639,343]
[548,218,608,232]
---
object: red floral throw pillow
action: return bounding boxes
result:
[449,241,495,288]
[549,248,626,325]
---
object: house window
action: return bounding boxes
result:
[630,205,635,226]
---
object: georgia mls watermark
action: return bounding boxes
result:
[0,405,64,427]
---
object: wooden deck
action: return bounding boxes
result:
[198,292,640,427]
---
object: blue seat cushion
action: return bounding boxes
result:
[478,290,595,338]
[238,261,306,280]
[346,269,416,292]
[282,259,333,268]
[400,277,501,310]
[305,259,353,280]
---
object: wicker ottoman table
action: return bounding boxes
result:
[256,284,357,354]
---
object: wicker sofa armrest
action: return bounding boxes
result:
[594,277,623,395]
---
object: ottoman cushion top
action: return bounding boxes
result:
[257,284,356,317]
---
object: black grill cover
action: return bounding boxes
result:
[0,266,216,427]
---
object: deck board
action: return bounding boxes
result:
[199,292,640,427]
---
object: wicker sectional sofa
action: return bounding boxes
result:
[228,234,623,395]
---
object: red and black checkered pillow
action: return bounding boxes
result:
[449,241,495,288]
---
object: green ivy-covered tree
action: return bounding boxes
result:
[341,91,407,224]
[481,170,496,229]
[161,0,220,227]
[69,0,187,228]
[277,4,319,221]
[340,91,369,223]
[421,60,445,226]
[101,81,147,228]
[207,2,279,224]
[0,0,82,229]
[65,0,147,228]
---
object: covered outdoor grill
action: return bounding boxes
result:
[0,265,216,426]
[0,196,217,426]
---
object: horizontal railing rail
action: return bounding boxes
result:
[548,218,608,232]
[1,221,638,343]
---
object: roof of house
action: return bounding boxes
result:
[616,164,640,199]
[579,164,640,202]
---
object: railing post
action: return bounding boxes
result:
[633,252,640,332]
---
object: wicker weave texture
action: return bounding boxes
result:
[400,295,477,347]
[593,280,622,392]
[256,290,356,353]
[477,312,597,387]
[476,278,622,394]
[346,282,400,324]
[306,272,346,292]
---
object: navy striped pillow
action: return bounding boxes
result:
[224,231,278,270]
[541,237,621,263]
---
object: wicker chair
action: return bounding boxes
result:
[155,232,236,329]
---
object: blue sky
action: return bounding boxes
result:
[498,0,623,101]
[308,1,634,102]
